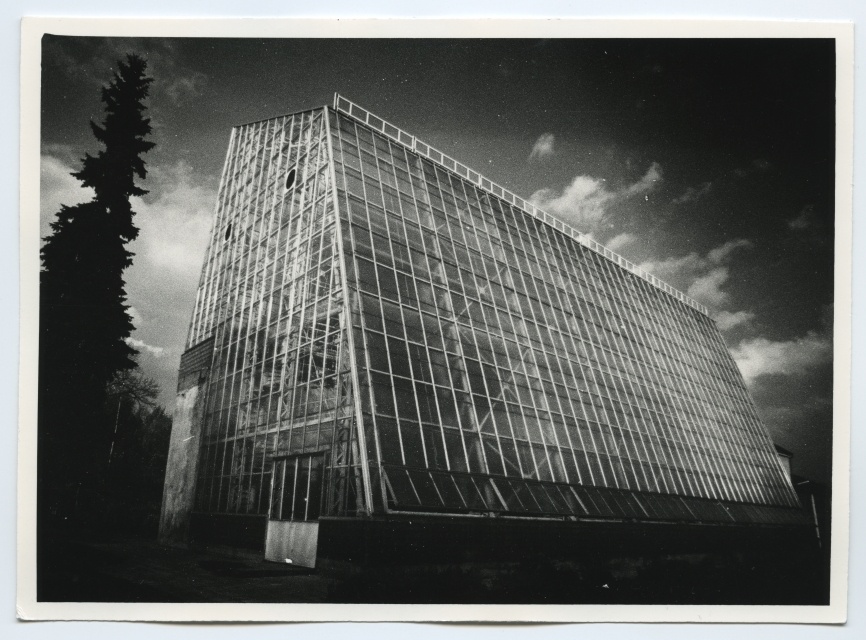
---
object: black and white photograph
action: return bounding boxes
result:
[17,18,852,622]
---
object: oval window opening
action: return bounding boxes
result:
[224,223,232,242]
[285,168,296,190]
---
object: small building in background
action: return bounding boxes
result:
[775,442,829,550]
[775,443,794,480]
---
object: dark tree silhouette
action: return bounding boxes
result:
[104,371,172,536]
[39,54,155,519]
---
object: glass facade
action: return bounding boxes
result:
[186,107,365,519]
[178,96,805,528]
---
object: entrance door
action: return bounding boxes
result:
[264,453,325,567]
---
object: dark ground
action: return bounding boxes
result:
[37,523,830,605]
[38,532,332,603]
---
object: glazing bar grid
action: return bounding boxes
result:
[333,93,710,317]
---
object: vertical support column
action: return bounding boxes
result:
[158,337,215,546]
[325,106,374,515]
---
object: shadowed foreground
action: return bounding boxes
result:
[38,518,829,605]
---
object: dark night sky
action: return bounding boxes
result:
[39,36,836,483]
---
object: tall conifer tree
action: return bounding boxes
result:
[39,54,155,514]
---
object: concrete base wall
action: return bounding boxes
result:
[316,515,827,605]
[158,385,205,546]
[318,515,816,566]
[188,512,268,552]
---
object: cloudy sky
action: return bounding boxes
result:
[39,36,836,483]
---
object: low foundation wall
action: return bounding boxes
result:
[316,515,826,605]
[189,512,268,553]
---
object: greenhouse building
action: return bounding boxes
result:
[159,95,808,569]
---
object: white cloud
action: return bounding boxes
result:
[164,70,209,106]
[40,153,95,241]
[761,396,832,426]
[125,337,166,359]
[41,151,217,407]
[672,181,712,205]
[686,267,731,308]
[706,238,751,264]
[713,309,755,331]
[731,329,832,384]
[530,175,613,230]
[530,162,662,235]
[639,239,753,310]
[606,232,638,253]
[41,153,216,277]
[733,158,771,178]
[623,162,663,197]
[123,161,218,403]
[42,38,209,126]
[128,306,145,328]
[129,160,217,275]
[528,133,555,161]
[788,205,812,231]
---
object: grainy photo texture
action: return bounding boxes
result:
[22,23,849,621]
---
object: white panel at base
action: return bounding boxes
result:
[264,520,319,568]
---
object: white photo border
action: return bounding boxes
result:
[17,16,853,624]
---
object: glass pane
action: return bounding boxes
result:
[453,475,487,510]
[407,469,442,508]
[292,457,310,521]
[270,459,285,519]
[279,459,296,520]
[371,371,395,416]
[307,455,324,520]
[376,416,403,465]
[491,478,524,512]
[431,472,465,509]
[399,420,426,468]
[385,467,420,508]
